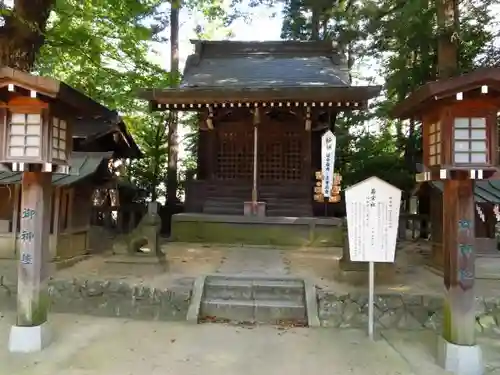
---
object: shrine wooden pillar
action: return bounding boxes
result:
[16,171,52,328]
[442,173,476,346]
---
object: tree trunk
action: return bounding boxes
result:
[436,0,459,78]
[166,0,180,206]
[0,0,56,71]
[311,8,320,40]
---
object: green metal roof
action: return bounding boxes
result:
[0,152,112,186]
[431,180,500,204]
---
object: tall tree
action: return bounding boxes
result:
[126,114,169,201]
[36,0,170,113]
[0,0,56,70]
[166,0,180,205]
[436,0,459,78]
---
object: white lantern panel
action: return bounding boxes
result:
[471,153,487,163]
[52,138,58,147]
[454,141,469,151]
[26,136,39,146]
[58,150,66,160]
[60,120,66,130]
[52,149,58,158]
[9,136,24,146]
[25,147,39,157]
[26,124,40,135]
[454,153,469,163]
[27,114,41,124]
[10,124,24,135]
[8,147,23,157]
[60,130,66,140]
[470,129,486,140]
[52,117,59,126]
[471,117,486,128]
[11,113,25,124]
[471,141,487,152]
[454,129,469,139]
[454,118,469,128]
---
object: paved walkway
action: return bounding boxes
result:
[216,248,289,275]
[0,312,454,375]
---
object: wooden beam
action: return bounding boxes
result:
[251,108,260,210]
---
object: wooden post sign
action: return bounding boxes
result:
[345,176,401,340]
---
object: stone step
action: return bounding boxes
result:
[203,201,242,208]
[259,194,310,200]
[205,197,246,202]
[204,278,304,302]
[200,298,306,323]
[203,206,244,215]
[266,209,313,217]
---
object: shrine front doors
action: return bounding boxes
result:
[214,118,310,183]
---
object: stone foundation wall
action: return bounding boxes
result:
[317,291,500,336]
[0,278,194,321]
[2,276,500,335]
[172,214,344,247]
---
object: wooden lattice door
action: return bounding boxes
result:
[258,120,304,182]
[215,122,253,180]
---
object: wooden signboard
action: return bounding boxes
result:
[345,176,401,263]
[344,176,401,340]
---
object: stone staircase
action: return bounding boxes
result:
[201,182,313,217]
[195,275,312,325]
[203,197,244,215]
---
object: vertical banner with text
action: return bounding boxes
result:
[321,130,336,199]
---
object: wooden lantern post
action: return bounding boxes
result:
[392,69,500,374]
[0,73,75,353]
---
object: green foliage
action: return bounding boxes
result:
[279,0,495,197]
[20,0,499,205]
[32,0,239,202]
[35,0,171,113]
[125,114,169,201]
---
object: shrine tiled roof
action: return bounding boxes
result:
[430,180,500,204]
[73,116,142,158]
[139,40,381,107]
[180,40,350,89]
[0,152,112,186]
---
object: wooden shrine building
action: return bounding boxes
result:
[141,40,380,219]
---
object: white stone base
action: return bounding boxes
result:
[437,336,484,375]
[9,322,52,353]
